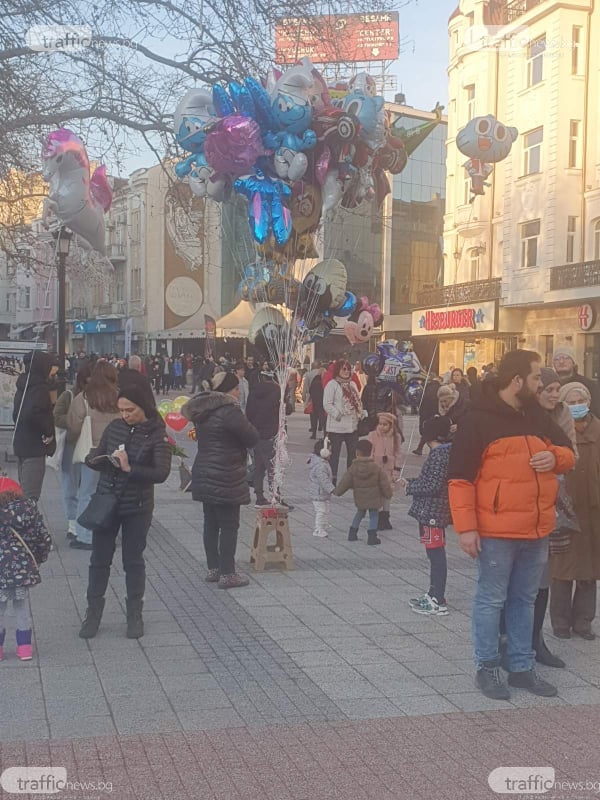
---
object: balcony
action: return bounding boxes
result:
[484,0,545,25]
[97,301,126,317]
[416,277,502,307]
[66,307,87,320]
[550,260,600,291]
[108,243,126,260]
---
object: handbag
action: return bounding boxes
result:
[46,427,67,471]
[73,400,93,464]
[304,400,314,415]
[357,414,377,437]
[77,492,119,531]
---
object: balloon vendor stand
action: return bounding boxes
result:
[250,507,294,573]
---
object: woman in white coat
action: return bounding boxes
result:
[323,360,364,483]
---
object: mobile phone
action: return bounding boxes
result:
[90,454,121,468]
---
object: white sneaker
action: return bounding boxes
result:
[68,519,77,535]
[410,593,448,616]
[312,530,328,538]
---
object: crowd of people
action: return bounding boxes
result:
[1,344,599,708]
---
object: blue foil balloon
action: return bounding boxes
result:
[229,81,256,118]
[331,291,357,318]
[245,77,279,133]
[212,84,234,118]
[234,171,292,246]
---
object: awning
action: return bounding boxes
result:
[8,325,34,340]
[216,300,257,337]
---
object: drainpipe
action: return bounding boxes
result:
[488,42,500,280]
[580,0,593,262]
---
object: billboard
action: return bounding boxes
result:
[275,12,399,64]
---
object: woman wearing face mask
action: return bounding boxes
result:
[550,382,600,641]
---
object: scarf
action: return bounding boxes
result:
[338,378,361,415]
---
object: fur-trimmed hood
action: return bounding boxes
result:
[182,391,237,423]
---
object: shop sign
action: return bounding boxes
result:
[73,319,122,334]
[411,301,496,336]
[578,304,595,331]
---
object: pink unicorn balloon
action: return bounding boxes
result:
[41,128,113,255]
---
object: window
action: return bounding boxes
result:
[468,248,481,281]
[569,120,580,168]
[130,210,140,242]
[466,11,474,26]
[5,293,10,313]
[44,287,51,308]
[463,174,472,205]
[527,36,546,86]
[566,216,577,263]
[523,127,543,175]
[520,219,540,267]
[594,220,600,260]
[20,287,31,309]
[541,335,554,367]
[572,26,582,75]
[466,84,475,122]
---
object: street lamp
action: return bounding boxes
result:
[52,227,72,396]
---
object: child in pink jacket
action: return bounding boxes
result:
[367,412,403,530]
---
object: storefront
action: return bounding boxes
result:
[72,318,124,355]
[411,301,523,375]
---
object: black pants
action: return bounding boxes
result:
[203,503,241,575]
[328,431,358,482]
[87,513,152,602]
[310,411,325,435]
[426,548,447,603]
[254,437,275,500]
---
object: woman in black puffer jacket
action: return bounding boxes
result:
[182,372,259,589]
[78,385,172,640]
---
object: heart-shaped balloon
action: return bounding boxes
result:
[165,412,188,432]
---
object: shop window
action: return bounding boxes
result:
[520,219,540,268]
[527,36,546,87]
[566,216,577,263]
[568,120,580,168]
[523,127,543,176]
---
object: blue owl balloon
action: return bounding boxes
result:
[457,115,518,198]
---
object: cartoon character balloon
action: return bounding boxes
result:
[248,306,290,353]
[302,259,347,320]
[173,88,217,179]
[344,296,383,344]
[41,129,113,255]
[265,62,318,182]
[457,114,518,198]
[234,170,292,246]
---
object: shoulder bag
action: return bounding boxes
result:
[72,399,93,464]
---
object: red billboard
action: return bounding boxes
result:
[275,12,400,64]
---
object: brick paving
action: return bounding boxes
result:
[0,414,599,799]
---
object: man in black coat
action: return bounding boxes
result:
[246,371,281,505]
[12,351,56,500]
[182,372,259,589]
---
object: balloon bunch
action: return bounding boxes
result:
[456,114,518,199]
[174,60,442,262]
[157,397,191,432]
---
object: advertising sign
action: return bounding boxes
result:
[204,315,216,359]
[578,304,595,331]
[73,319,122,334]
[412,301,497,336]
[275,12,400,64]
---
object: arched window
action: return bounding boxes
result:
[594,219,600,260]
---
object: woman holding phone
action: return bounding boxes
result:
[78,385,172,640]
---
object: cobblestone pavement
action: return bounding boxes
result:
[0,413,599,799]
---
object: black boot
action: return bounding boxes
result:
[533,588,565,668]
[379,511,392,530]
[367,529,381,546]
[348,526,359,542]
[126,598,144,639]
[79,598,105,639]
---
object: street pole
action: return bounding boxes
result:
[52,227,72,397]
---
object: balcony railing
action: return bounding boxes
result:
[485,0,544,25]
[66,307,87,320]
[97,301,126,316]
[550,260,600,291]
[108,243,126,260]
[416,277,502,307]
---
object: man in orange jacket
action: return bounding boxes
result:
[449,350,575,701]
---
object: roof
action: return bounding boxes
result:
[216,300,256,337]
[449,5,461,22]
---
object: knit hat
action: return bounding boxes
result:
[0,477,23,495]
[118,385,157,419]
[423,415,452,443]
[553,346,576,363]
[376,412,396,429]
[558,381,591,403]
[211,371,239,393]
[540,367,560,389]
[437,383,458,400]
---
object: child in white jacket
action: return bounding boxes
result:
[307,438,334,538]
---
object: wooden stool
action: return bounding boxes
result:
[250,507,294,572]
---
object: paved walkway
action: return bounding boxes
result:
[1,414,599,799]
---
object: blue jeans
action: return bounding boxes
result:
[351,508,379,531]
[75,464,100,544]
[473,536,549,672]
